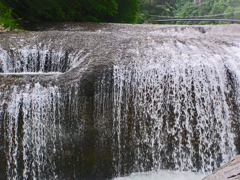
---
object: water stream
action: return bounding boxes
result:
[0,23,240,179]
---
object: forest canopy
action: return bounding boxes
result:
[0,0,139,26]
[137,0,240,24]
[174,0,240,25]
[0,0,239,29]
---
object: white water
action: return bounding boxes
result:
[0,72,62,76]
[112,31,240,173]
[114,170,207,180]
[4,83,61,179]
[0,24,240,179]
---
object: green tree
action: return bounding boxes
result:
[0,1,20,29]
[1,0,138,23]
[109,0,139,23]
[136,13,146,23]
[210,0,229,15]
[198,2,212,16]
[137,0,176,24]
[174,0,236,25]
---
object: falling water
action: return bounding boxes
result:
[113,53,238,174]
[0,23,240,179]
[2,84,60,179]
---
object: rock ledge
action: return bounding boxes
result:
[203,155,240,180]
[0,24,11,33]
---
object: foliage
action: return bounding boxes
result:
[1,0,238,26]
[137,0,176,24]
[113,0,139,23]
[136,13,146,24]
[1,0,138,24]
[174,0,238,25]
[147,16,159,24]
[0,1,20,29]
[211,0,229,14]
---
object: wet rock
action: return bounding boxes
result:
[0,25,10,33]
[0,24,4,30]
[202,155,240,180]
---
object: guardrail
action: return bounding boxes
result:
[153,11,240,23]
[156,18,240,23]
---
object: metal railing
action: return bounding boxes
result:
[153,11,240,23]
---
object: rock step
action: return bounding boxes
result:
[203,155,240,180]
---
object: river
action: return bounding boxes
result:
[0,23,240,179]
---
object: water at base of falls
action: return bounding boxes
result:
[0,23,240,179]
[114,170,207,180]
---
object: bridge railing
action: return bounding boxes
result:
[153,11,240,22]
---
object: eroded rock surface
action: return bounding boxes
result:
[203,155,240,180]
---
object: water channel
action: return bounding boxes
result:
[0,23,240,179]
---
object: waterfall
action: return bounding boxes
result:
[0,23,240,179]
[113,56,238,174]
[2,84,61,179]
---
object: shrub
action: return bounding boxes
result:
[136,13,146,24]
[0,2,20,29]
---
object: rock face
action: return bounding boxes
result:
[203,155,240,180]
[0,23,240,179]
[0,25,11,33]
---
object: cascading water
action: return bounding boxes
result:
[2,84,61,179]
[0,23,240,179]
[113,55,238,174]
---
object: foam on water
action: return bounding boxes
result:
[114,170,207,180]
[0,72,62,76]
